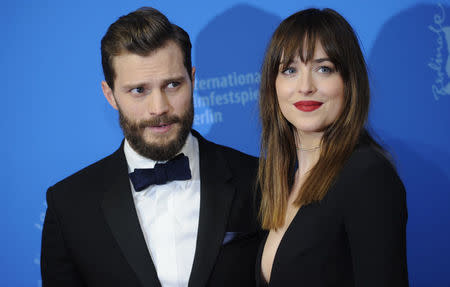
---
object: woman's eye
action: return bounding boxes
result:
[130,87,145,94]
[282,67,296,75]
[318,66,333,73]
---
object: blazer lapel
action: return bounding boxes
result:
[100,144,161,287]
[188,132,237,287]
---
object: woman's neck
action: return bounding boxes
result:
[296,131,323,176]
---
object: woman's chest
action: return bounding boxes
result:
[261,197,352,285]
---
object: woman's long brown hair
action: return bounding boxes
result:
[258,8,378,229]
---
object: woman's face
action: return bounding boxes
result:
[275,42,344,138]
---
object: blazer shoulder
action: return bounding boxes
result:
[344,144,397,177]
[193,130,258,168]
[49,146,123,195]
[219,144,257,167]
[206,141,258,173]
[336,144,406,202]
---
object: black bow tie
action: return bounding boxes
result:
[128,153,192,191]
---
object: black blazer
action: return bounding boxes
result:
[256,144,409,287]
[41,130,260,287]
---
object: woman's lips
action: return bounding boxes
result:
[293,101,323,112]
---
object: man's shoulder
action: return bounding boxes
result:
[193,130,258,168]
[50,145,123,194]
[211,142,258,166]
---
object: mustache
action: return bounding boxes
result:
[136,114,180,129]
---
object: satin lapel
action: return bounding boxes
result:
[100,144,161,287]
[188,132,236,287]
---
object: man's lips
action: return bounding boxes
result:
[147,123,174,133]
[152,123,172,127]
[293,101,323,112]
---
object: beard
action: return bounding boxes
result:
[118,101,194,161]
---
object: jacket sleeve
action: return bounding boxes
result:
[342,158,409,286]
[41,187,86,287]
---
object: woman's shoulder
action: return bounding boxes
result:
[327,143,407,220]
[334,145,405,205]
[343,143,396,176]
[334,143,405,196]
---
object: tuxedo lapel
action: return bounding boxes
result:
[188,132,237,287]
[100,144,161,287]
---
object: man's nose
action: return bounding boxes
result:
[148,90,170,116]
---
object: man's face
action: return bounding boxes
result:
[102,41,195,161]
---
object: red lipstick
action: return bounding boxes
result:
[294,101,323,112]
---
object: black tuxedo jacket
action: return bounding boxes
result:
[255,144,409,287]
[41,131,260,287]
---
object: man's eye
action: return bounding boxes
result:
[282,67,296,75]
[167,82,180,89]
[130,87,145,94]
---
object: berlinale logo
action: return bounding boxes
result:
[429,3,450,101]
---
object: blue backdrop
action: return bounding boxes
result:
[3,0,449,286]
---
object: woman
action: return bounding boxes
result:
[257,8,408,286]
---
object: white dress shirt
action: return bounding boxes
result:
[124,133,200,287]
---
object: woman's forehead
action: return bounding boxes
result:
[279,39,328,64]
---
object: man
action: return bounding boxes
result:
[41,7,260,287]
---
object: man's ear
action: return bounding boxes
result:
[191,67,196,87]
[101,81,118,110]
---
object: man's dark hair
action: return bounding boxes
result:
[101,7,192,90]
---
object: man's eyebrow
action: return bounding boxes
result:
[120,75,188,91]
[121,82,148,91]
[163,76,186,85]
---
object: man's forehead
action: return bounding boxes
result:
[113,40,183,66]
[112,44,188,85]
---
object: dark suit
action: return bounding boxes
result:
[256,144,409,287]
[41,130,260,287]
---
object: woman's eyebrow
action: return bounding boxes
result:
[313,57,332,63]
